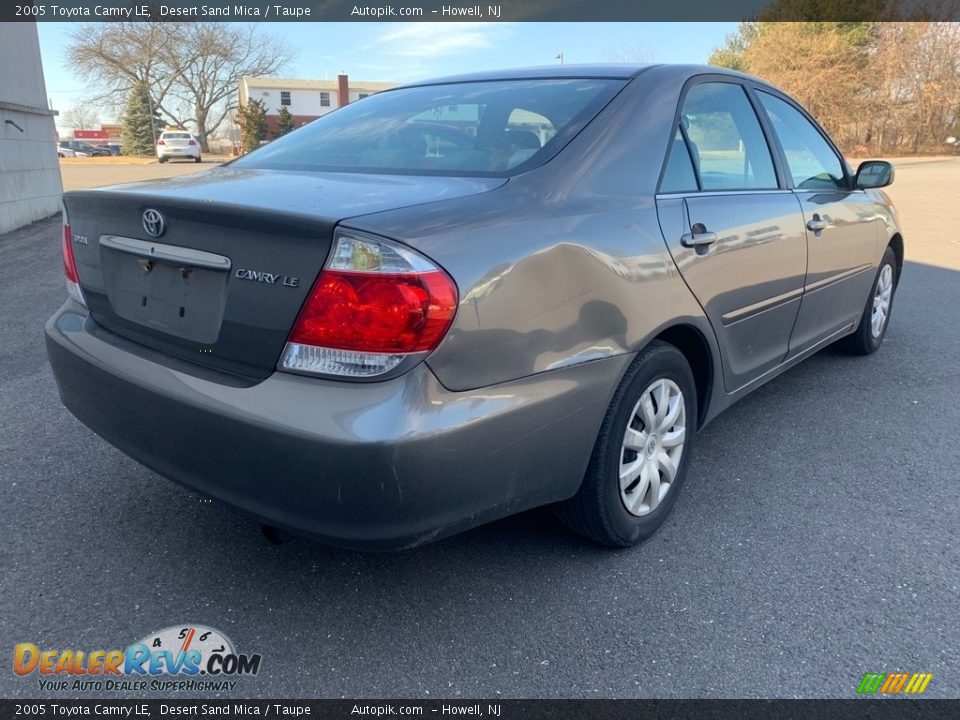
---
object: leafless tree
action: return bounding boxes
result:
[604,43,655,64]
[66,24,180,122]
[66,22,294,151]
[59,105,100,131]
[159,24,295,151]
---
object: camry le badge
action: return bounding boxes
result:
[142,208,166,238]
[235,268,301,288]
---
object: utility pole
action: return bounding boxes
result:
[555,52,564,64]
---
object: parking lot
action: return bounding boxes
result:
[1,158,959,699]
[59,156,229,192]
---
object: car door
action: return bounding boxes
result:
[754,89,881,357]
[656,80,808,392]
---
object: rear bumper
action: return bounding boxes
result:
[45,302,628,550]
[157,147,200,159]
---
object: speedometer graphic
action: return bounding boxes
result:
[134,624,236,672]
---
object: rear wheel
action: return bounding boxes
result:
[158,156,167,164]
[195,155,202,163]
[556,341,698,547]
[842,246,898,355]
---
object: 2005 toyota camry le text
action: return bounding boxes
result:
[46,65,902,550]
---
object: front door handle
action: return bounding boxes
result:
[681,229,718,248]
[806,216,828,233]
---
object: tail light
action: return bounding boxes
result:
[279,229,458,379]
[157,139,166,146]
[61,216,86,307]
[188,139,196,146]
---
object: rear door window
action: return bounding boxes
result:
[679,82,778,191]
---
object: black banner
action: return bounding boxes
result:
[1,700,959,720]
[4,0,960,22]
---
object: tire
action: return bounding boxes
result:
[195,155,202,163]
[158,156,167,164]
[556,341,698,547]
[841,246,898,355]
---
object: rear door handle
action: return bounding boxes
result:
[806,216,828,233]
[681,230,718,247]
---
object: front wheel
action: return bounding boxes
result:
[556,341,698,547]
[842,246,898,355]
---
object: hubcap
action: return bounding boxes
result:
[871,264,893,338]
[619,378,686,517]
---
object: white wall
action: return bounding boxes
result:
[0,22,63,235]
[251,87,340,116]
[248,85,385,116]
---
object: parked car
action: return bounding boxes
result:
[156,131,201,163]
[57,146,76,158]
[58,140,111,157]
[46,65,902,550]
[97,143,122,156]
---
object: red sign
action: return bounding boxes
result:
[74,129,109,140]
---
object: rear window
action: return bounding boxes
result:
[162,132,192,140]
[231,79,625,177]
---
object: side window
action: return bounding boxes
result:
[681,82,778,191]
[757,91,846,190]
[660,128,699,193]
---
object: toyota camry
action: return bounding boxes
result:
[46,65,902,549]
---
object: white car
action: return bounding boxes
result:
[58,147,76,158]
[156,131,201,163]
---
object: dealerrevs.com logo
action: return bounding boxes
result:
[13,625,262,692]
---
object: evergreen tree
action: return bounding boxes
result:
[239,99,268,153]
[121,81,158,156]
[276,105,295,137]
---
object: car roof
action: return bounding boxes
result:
[390,63,770,92]
[395,64,658,88]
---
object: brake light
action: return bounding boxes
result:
[157,139,165,145]
[61,220,86,307]
[188,139,196,145]
[279,230,458,378]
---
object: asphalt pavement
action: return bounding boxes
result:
[1,159,959,699]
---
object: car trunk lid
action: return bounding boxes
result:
[64,167,505,380]
[161,133,193,148]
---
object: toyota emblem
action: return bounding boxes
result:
[142,208,166,238]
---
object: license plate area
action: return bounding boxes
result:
[99,235,231,344]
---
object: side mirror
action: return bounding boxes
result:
[855,160,894,189]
